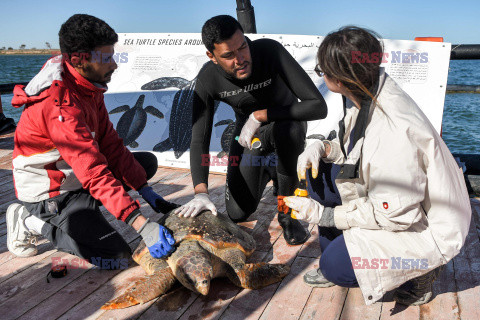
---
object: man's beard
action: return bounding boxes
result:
[84,65,113,85]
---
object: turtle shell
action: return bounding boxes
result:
[160,211,256,256]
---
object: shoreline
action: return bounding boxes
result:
[0,49,59,56]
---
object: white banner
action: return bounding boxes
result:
[105,33,451,173]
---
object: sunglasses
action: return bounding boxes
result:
[314,64,325,77]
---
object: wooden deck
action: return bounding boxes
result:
[0,128,479,320]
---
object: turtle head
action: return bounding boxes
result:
[174,250,213,295]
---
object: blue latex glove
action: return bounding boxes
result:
[139,186,180,214]
[139,221,176,258]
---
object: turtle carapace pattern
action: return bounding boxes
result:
[101,211,290,310]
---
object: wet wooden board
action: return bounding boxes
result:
[0,128,478,320]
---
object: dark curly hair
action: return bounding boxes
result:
[201,15,243,53]
[59,14,118,61]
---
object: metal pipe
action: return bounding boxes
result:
[446,85,480,93]
[236,0,257,33]
[451,44,480,60]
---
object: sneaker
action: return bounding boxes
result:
[303,268,335,288]
[393,266,443,306]
[6,203,39,257]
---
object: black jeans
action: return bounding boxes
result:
[23,152,157,263]
[225,120,306,222]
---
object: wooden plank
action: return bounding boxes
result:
[259,257,317,320]
[44,240,140,320]
[471,199,480,240]
[138,285,198,320]
[57,265,148,320]
[339,288,382,320]
[0,240,50,267]
[0,173,13,188]
[177,280,239,320]
[379,291,420,320]
[299,286,348,320]
[95,269,160,320]
[418,260,460,320]
[268,219,311,266]
[297,224,321,259]
[20,265,126,320]
[0,251,61,305]
[0,198,20,214]
[454,208,480,320]
[0,242,54,282]
[0,253,91,319]
[218,245,303,320]
[247,202,283,252]
[219,279,278,320]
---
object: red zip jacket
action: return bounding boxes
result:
[11,57,146,221]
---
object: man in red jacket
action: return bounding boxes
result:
[7,14,178,265]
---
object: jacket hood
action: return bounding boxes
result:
[11,56,63,108]
[25,56,64,97]
[11,55,107,108]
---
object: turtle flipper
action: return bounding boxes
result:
[327,129,337,140]
[214,119,233,127]
[101,241,178,310]
[145,105,164,119]
[109,105,130,114]
[101,269,176,310]
[129,141,139,148]
[306,134,325,140]
[227,262,290,290]
[153,138,172,152]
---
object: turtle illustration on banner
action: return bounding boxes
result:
[141,76,220,158]
[214,119,236,158]
[109,94,165,148]
[141,76,196,158]
[306,129,337,141]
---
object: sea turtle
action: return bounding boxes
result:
[109,94,164,148]
[101,211,290,310]
[214,119,236,158]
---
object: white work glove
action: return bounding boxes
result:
[284,196,325,225]
[238,112,262,149]
[297,140,326,180]
[174,193,217,217]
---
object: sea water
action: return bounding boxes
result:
[1,55,479,154]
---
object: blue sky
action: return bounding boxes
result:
[0,0,479,49]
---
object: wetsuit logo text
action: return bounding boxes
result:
[218,79,272,98]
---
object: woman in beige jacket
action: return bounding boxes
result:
[285,26,471,306]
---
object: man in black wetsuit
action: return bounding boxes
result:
[174,15,328,245]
